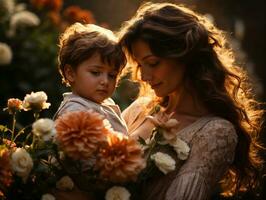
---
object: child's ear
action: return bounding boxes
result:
[64,64,75,83]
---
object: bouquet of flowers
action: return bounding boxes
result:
[137,105,190,180]
[0,91,58,200]
[0,91,146,200]
[0,91,190,200]
[53,109,146,199]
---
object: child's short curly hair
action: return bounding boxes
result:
[58,23,127,86]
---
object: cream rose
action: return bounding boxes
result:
[151,152,176,174]
[41,193,55,200]
[8,11,40,37]
[11,148,33,182]
[105,186,131,200]
[0,42,12,65]
[146,112,179,141]
[32,118,56,141]
[22,91,50,111]
[56,176,74,191]
[169,137,190,160]
[0,0,15,17]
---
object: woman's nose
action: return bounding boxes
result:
[140,67,152,82]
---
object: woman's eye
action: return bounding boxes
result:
[148,61,159,67]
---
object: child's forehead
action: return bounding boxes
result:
[83,53,118,71]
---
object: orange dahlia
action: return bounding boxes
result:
[31,0,63,12]
[0,148,13,189]
[95,132,146,183]
[47,11,61,25]
[63,6,95,24]
[55,110,109,160]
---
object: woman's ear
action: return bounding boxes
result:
[64,64,75,83]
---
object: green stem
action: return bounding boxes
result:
[14,124,32,142]
[146,137,156,160]
[34,112,40,121]
[31,134,37,149]
[23,133,32,147]
[9,113,16,147]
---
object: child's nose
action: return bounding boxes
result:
[100,73,108,85]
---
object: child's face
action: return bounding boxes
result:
[67,53,118,103]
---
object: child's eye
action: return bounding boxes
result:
[90,71,101,76]
[108,73,117,79]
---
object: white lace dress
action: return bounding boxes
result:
[122,98,238,200]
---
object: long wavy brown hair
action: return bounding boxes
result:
[118,2,264,196]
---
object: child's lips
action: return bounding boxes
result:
[96,89,108,94]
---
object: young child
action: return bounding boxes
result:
[54,22,128,135]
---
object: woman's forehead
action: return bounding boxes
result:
[131,40,154,60]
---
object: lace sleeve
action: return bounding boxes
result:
[166,119,238,200]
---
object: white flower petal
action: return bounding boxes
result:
[41,193,56,200]
[32,118,56,141]
[105,186,130,200]
[0,42,12,65]
[151,152,176,174]
[11,148,33,182]
[56,176,74,191]
[169,137,190,160]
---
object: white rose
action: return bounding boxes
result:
[14,3,26,12]
[0,42,12,65]
[169,137,190,160]
[105,186,131,200]
[32,118,56,141]
[150,152,175,174]
[56,176,74,191]
[0,0,15,16]
[22,91,50,111]
[41,193,55,200]
[11,148,33,182]
[8,11,40,37]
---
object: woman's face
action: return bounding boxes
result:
[131,40,186,97]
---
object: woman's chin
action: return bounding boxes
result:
[154,90,167,97]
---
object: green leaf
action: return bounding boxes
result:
[0,125,8,132]
[154,129,164,142]
[138,136,147,145]
[34,149,53,158]
[34,162,49,174]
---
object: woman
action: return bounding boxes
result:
[119,2,264,199]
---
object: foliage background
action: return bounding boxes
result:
[0,0,265,199]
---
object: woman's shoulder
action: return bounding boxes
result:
[195,116,238,147]
[203,116,235,130]
[202,117,236,134]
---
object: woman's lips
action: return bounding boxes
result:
[151,82,162,89]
